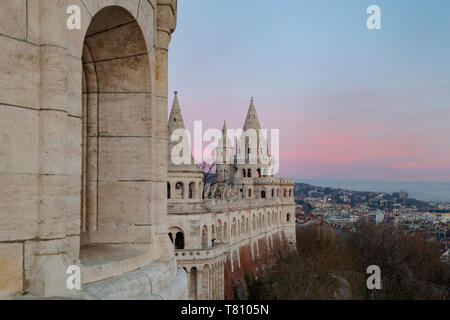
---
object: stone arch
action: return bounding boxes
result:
[80,5,154,249]
[202,225,208,248]
[217,220,223,242]
[175,232,184,249]
[223,222,228,241]
[175,182,184,199]
[246,218,249,234]
[189,182,195,199]
[190,267,198,300]
[167,182,171,199]
[261,190,266,199]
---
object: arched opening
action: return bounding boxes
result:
[175,232,184,249]
[190,267,198,300]
[271,189,274,197]
[217,220,223,242]
[242,169,246,177]
[223,222,228,241]
[248,169,252,178]
[201,226,208,248]
[80,6,154,260]
[286,213,290,222]
[257,168,261,177]
[261,190,266,199]
[167,182,171,199]
[189,182,195,199]
[175,182,184,199]
[289,189,292,198]
[283,189,287,197]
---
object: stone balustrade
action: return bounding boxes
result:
[175,243,227,261]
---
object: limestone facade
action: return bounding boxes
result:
[167,94,296,300]
[0,0,187,299]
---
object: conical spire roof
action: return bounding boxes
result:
[168,91,185,136]
[167,92,202,173]
[218,121,233,149]
[243,97,261,131]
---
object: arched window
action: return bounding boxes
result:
[289,189,292,198]
[175,232,184,249]
[257,168,261,177]
[286,213,290,222]
[243,169,246,178]
[190,267,198,300]
[189,182,195,199]
[201,226,208,248]
[217,220,223,242]
[176,182,184,199]
[223,222,228,241]
[283,189,287,197]
[261,190,266,199]
[271,189,274,197]
[248,169,252,178]
[167,182,171,199]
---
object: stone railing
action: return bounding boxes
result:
[205,198,282,211]
[174,243,227,261]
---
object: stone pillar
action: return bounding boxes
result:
[152,0,178,266]
[28,0,76,298]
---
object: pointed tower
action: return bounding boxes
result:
[216,121,234,183]
[167,92,204,202]
[243,97,261,131]
[167,91,201,171]
[237,97,268,166]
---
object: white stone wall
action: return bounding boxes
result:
[0,0,184,300]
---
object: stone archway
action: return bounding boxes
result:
[79,5,155,277]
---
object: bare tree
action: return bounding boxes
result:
[199,161,216,198]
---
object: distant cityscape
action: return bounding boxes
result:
[294,183,450,263]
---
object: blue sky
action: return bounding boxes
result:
[168,1,450,181]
